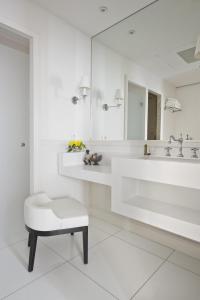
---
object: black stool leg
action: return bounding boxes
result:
[70,232,74,236]
[83,227,88,264]
[28,232,32,247]
[28,232,38,272]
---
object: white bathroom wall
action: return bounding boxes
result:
[0,0,91,199]
[92,40,176,140]
[0,43,29,248]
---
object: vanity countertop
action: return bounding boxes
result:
[60,164,112,186]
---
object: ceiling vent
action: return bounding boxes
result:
[177,47,200,64]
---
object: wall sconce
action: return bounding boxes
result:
[102,89,124,111]
[71,75,90,105]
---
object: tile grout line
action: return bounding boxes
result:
[35,231,120,299]
[1,262,65,300]
[68,261,119,300]
[90,220,122,235]
[5,221,199,300]
[39,238,69,261]
[67,228,170,300]
[0,236,67,300]
[66,230,129,300]
[130,250,175,300]
[114,228,175,250]
[3,221,200,300]
[1,223,120,300]
[39,225,177,300]
[165,260,200,279]
[113,234,174,260]
[165,249,200,277]
[91,221,200,279]
[91,220,177,263]
[40,226,121,264]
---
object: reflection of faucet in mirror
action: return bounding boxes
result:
[186,134,193,140]
[168,134,184,157]
[164,146,172,157]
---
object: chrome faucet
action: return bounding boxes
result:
[168,134,184,157]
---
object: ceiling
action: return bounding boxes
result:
[30,0,156,36]
[94,0,200,86]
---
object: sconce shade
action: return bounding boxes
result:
[195,35,200,59]
[80,76,90,98]
[114,89,123,100]
[80,76,90,89]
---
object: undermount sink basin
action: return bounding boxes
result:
[140,155,200,163]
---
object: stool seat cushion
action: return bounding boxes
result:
[24,193,89,231]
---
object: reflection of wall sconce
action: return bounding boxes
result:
[165,98,182,112]
[71,75,90,105]
[102,89,124,111]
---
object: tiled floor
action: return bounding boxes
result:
[1,217,200,300]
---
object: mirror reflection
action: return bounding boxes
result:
[91,0,200,141]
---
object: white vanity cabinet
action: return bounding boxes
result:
[111,157,200,242]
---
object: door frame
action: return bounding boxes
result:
[0,17,40,194]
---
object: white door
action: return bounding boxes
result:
[0,42,29,248]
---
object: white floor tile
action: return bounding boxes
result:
[90,217,121,235]
[168,251,200,276]
[0,240,64,299]
[5,263,116,300]
[115,230,173,259]
[41,226,110,260]
[133,262,200,300]
[71,236,163,300]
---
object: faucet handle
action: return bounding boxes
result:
[165,146,172,157]
[191,148,199,159]
[179,133,183,141]
[186,134,192,140]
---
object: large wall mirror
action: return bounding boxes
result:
[91,0,200,141]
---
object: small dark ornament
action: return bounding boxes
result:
[83,149,92,165]
[83,150,102,165]
[90,153,102,165]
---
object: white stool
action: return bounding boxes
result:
[24,193,89,272]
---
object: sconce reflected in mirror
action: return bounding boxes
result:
[71,75,90,105]
[165,97,182,113]
[102,89,124,111]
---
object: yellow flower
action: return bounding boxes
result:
[68,140,74,146]
[68,140,82,146]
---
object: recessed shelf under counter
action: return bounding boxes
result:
[124,196,200,242]
[112,156,200,242]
